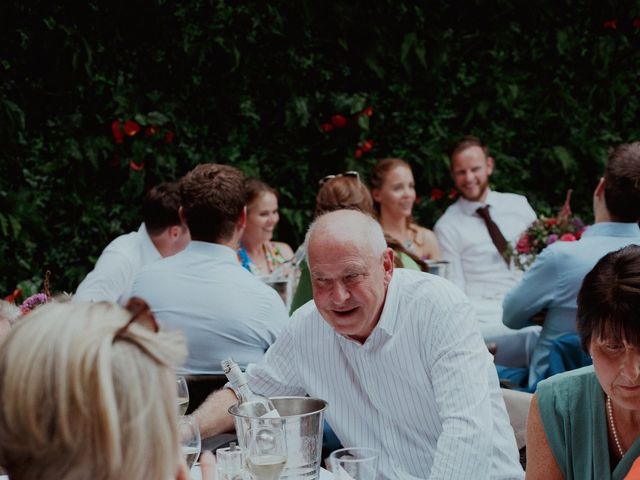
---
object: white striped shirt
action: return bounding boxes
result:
[247,269,524,479]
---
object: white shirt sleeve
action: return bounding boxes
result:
[434,221,466,291]
[73,249,134,304]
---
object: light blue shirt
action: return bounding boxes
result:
[502,222,640,388]
[131,241,288,374]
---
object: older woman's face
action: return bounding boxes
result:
[591,336,640,410]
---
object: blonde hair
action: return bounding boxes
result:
[0,301,186,480]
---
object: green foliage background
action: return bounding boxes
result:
[1,1,639,295]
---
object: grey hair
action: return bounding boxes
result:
[305,210,387,263]
[0,301,186,480]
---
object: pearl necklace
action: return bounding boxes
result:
[607,395,625,458]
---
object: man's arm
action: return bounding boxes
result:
[434,222,465,291]
[73,249,134,304]
[193,387,238,439]
[502,246,558,330]
[426,302,497,478]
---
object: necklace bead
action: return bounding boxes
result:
[607,395,625,458]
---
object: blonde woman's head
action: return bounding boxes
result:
[0,300,186,480]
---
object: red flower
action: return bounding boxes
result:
[545,218,558,227]
[123,120,141,137]
[603,19,617,29]
[516,235,532,254]
[4,288,22,303]
[575,226,587,240]
[354,148,363,159]
[331,114,347,127]
[129,160,144,171]
[164,131,175,144]
[145,126,157,137]
[448,188,458,200]
[559,233,577,242]
[111,120,124,145]
[633,19,640,29]
[360,139,373,152]
[430,188,445,201]
[320,123,334,133]
[362,106,374,117]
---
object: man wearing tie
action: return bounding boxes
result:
[434,136,536,297]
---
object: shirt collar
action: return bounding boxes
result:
[139,223,162,260]
[457,189,497,216]
[581,222,640,238]
[184,240,240,263]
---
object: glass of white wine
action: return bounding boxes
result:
[178,415,201,471]
[177,375,189,415]
[244,418,287,480]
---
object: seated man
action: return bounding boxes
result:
[195,210,523,479]
[502,142,640,390]
[73,181,190,304]
[435,136,536,297]
[131,164,288,374]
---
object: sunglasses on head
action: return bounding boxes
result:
[318,171,360,186]
[114,297,159,342]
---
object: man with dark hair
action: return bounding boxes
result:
[502,142,640,389]
[131,164,288,373]
[434,136,536,296]
[74,181,191,304]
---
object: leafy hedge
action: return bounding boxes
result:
[1,1,639,295]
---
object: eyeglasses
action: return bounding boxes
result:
[318,171,360,186]
[114,297,159,341]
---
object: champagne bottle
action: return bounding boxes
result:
[221,358,278,418]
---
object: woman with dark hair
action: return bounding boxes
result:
[370,158,440,260]
[238,178,294,277]
[526,244,640,479]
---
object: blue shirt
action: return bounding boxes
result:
[131,241,288,374]
[502,222,640,388]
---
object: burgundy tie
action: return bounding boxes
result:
[476,206,509,264]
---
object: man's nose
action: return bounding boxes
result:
[331,281,350,303]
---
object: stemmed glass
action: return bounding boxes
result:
[179,415,201,470]
[329,447,378,480]
[244,418,287,480]
[177,375,189,415]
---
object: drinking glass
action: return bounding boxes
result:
[244,418,287,480]
[329,447,378,480]
[179,415,201,470]
[177,375,189,415]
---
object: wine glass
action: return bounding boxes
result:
[244,418,287,480]
[177,375,189,415]
[179,415,201,470]
[329,447,378,480]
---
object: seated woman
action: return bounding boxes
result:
[238,179,294,277]
[289,171,426,313]
[0,299,214,480]
[526,244,640,479]
[370,158,440,260]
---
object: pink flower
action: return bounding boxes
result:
[559,233,577,242]
[516,235,532,254]
[546,234,558,245]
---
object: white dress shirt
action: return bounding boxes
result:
[246,269,523,480]
[73,223,161,305]
[434,190,536,297]
[131,241,288,374]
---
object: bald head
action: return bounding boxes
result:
[305,210,394,343]
[306,210,387,265]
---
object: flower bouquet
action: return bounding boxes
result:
[508,190,586,271]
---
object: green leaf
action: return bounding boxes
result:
[552,146,576,173]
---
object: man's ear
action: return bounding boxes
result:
[237,206,247,230]
[486,156,495,175]
[382,247,394,286]
[594,176,606,197]
[178,206,187,224]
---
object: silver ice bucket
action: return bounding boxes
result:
[229,396,328,479]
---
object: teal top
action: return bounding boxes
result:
[289,251,422,315]
[537,366,640,480]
